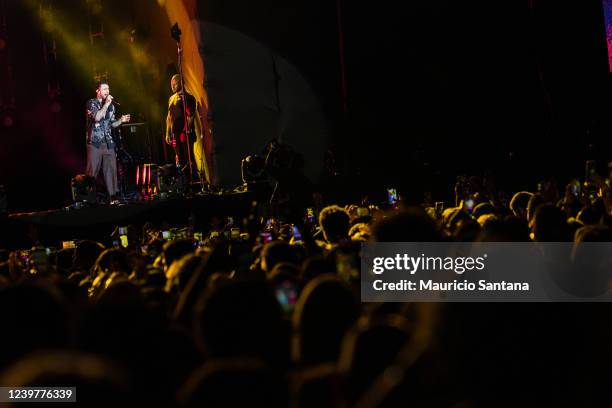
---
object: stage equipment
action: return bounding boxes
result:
[118,122,153,164]
[136,163,158,200]
[157,164,184,197]
[115,122,158,201]
[241,155,268,192]
[71,174,97,205]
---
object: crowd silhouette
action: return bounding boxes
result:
[1,163,612,406]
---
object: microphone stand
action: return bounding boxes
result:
[111,108,134,202]
[171,23,198,188]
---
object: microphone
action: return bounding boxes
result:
[106,96,121,106]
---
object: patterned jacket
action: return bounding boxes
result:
[86,98,115,147]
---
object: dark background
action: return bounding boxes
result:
[1,0,611,211]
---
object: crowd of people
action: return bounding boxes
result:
[1,165,612,406]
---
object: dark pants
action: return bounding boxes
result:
[86,143,118,197]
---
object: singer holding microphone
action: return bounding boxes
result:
[85,81,130,205]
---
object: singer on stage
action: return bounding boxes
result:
[85,81,130,204]
[165,74,210,185]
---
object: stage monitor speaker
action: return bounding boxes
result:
[157,164,184,194]
[71,174,96,203]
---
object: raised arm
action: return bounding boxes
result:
[94,98,112,122]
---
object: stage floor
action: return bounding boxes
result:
[3,192,254,249]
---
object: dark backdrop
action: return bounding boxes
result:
[1,0,611,211]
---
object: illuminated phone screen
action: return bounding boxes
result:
[120,235,129,248]
[387,188,398,206]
